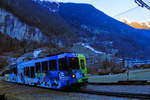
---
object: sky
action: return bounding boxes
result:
[55,0,150,22]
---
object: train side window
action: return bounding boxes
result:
[27,67,30,77]
[7,69,10,74]
[30,67,35,78]
[24,68,26,76]
[81,60,85,69]
[8,70,10,74]
[5,70,9,74]
[59,58,68,71]
[9,68,11,74]
[49,60,57,71]
[42,61,48,73]
[10,68,13,74]
[24,67,27,76]
[13,68,16,74]
[36,62,41,73]
[14,67,17,75]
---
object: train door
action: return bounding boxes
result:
[35,62,42,86]
[41,61,49,87]
[58,57,69,87]
[27,66,36,85]
[7,64,17,82]
[17,65,24,84]
[7,67,13,82]
[79,57,88,79]
[48,59,59,88]
[24,67,30,84]
[12,65,17,82]
[4,69,9,81]
[24,67,28,84]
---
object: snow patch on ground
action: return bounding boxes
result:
[81,43,104,54]
[33,49,46,58]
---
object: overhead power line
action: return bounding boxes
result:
[113,6,139,18]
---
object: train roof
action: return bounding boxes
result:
[17,53,85,66]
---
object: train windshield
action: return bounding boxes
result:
[59,58,68,71]
[69,57,80,69]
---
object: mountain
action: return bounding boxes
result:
[58,3,150,59]
[0,0,150,68]
[121,19,150,29]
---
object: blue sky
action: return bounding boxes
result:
[57,0,150,22]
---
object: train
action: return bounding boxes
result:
[4,53,88,89]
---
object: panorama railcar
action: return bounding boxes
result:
[4,53,88,89]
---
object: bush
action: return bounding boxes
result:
[112,67,126,74]
[98,69,109,75]
[140,64,150,69]
[98,58,125,75]
[87,67,99,75]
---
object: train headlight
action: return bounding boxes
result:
[83,73,86,77]
[72,74,76,78]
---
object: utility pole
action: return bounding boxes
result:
[126,59,129,81]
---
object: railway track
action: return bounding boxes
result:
[68,82,150,99]
[88,81,150,85]
[2,80,150,99]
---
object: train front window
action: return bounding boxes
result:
[80,60,85,69]
[69,57,79,69]
[59,58,68,71]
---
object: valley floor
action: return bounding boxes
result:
[88,68,150,83]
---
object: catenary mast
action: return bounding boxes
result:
[135,0,150,10]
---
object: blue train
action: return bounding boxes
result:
[4,53,88,89]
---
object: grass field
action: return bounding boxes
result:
[88,68,150,83]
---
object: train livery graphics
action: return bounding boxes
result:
[4,53,88,89]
